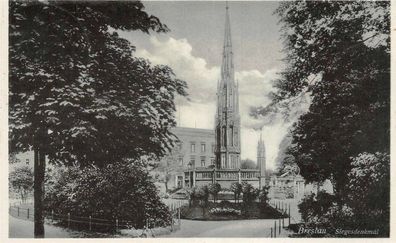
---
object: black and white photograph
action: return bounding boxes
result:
[4,0,392,239]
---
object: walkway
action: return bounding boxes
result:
[163,219,292,237]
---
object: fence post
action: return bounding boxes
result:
[178,207,181,225]
[289,204,291,226]
[27,208,29,219]
[274,221,277,238]
[17,207,19,216]
[116,218,119,232]
[67,212,71,228]
[52,210,54,222]
[270,227,273,238]
[282,217,284,228]
[89,216,92,231]
[279,218,281,234]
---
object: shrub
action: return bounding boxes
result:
[44,160,171,231]
[230,182,242,203]
[9,165,33,203]
[208,183,221,203]
[209,207,241,216]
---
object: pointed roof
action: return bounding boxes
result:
[221,2,234,83]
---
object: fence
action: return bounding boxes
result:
[264,199,302,238]
[9,200,188,237]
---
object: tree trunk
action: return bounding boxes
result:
[34,147,45,238]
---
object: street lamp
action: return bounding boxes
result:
[187,162,192,187]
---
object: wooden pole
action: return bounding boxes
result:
[17,207,19,216]
[274,221,277,238]
[67,213,70,228]
[89,216,92,231]
[116,219,119,231]
[27,208,29,219]
[279,218,281,234]
[289,204,291,225]
[270,228,273,238]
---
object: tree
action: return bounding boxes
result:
[9,165,33,203]
[254,1,390,198]
[240,159,257,169]
[9,1,187,237]
[45,160,172,230]
[208,183,221,203]
[259,185,270,206]
[230,182,242,203]
[241,182,259,216]
[345,152,390,235]
[155,144,184,192]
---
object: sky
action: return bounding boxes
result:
[118,1,299,169]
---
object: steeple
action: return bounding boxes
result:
[215,2,240,169]
[221,1,234,82]
[257,129,266,179]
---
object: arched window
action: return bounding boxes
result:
[230,125,234,146]
[222,126,226,147]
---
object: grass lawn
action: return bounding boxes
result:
[180,201,287,220]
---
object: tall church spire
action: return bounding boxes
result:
[215,2,240,169]
[221,1,234,82]
[257,129,266,187]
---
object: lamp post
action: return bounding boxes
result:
[188,162,192,187]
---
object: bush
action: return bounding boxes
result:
[298,191,335,225]
[208,183,221,203]
[9,165,33,203]
[241,182,259,215]
[44,160,171,231]
[209,207,241,216]
[230,182,242,203]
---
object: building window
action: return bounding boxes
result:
[210,157,215,165]
[201,143,206,153]
[222,126,226,146]
[201,156,206,167]
[26,159,29,165]
[190,156,195,168]
[230,125,234,146]
[178,156,183,166]
[191,143,195,153]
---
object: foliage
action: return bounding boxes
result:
[9,0,187,167]
[154,144,184,192]
[241,182,259,215]
[298,191,336,225]
[345,152,389,235]
[256,1,391,199]
[9,165,33,203]
[240,159,257,169]
[45,160,171,230]
[209,207,241,216]
[208,183,222,203]
[230,182,242,203]
[259,185,270,205]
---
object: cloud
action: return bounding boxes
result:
[136,37,219,104]
[133,36,304,169]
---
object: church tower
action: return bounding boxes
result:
[257,131,266,187]
[215,3,241,169]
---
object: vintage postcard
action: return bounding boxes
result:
[3,0,393,240]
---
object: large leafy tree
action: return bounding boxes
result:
[255,1,390,198]
[9,0,187,237]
